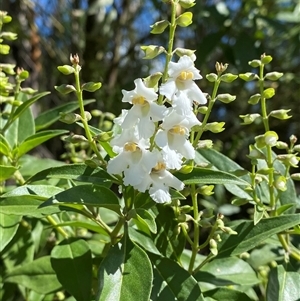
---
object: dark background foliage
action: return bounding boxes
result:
[2,0,299,168]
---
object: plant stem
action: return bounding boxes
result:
[73,66,106,164]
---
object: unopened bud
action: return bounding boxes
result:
[217,93,236,103]
[59,112,81,124]
[293,144,300,152]
[269,109,291,120]
[264,131,278,147]
[215,62,228,74]
[70,53,80,65]
[198,185,214,196]
[222,226,237,235]
[209,239,218,256]
[143,72,163,88]
[206,73,218,82]
[240,113,261,125]
[197,139,213,149]
[291,173,300,181]
[141,45,165,60]
[150,20,169,34]
[248,59,261,68]
[239,72,258,81]
[176,12,193,27]
[290,135,297,145]
[179,0,196,8]
[84,111,92,121]
[274,176,287,191]
[174,48,196,61]
[261,54,272,64]
[265,71,283,81]
[205,122,225,133]
[276,141,288,150]
[248,93,261,105]
[198,106,208,114]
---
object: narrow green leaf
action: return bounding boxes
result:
[26,163,115,185]
[10,92,50,125]
[0,134,11,156]
[150,256,205,301]
[1,184,64,198]
[39,184,121,214]
[217,214,300,258]
[0,213,21,252]
[175,167,248,186]
[17,130,68,158]
[51,238,92,301]
[0,165,18,181]
[266,265,300,301]
[0,195,61,217]
[4,256,62,294]
[203,287,255,301]
[97,236,152,301]
[35,99,95,131]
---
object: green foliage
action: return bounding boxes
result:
[1,3,300,301]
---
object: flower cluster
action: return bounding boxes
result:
[107,55,207,203]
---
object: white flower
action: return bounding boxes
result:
[134,161,184,203]
[155,109,200,160]
[121,78,167,139]
[107,128,157,186]
[160,55,207,106]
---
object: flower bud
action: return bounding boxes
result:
[277,154,299,167]
[262,88,275,99]
[209,239,218,256]
[264,71,283,81]
[293,144,300,152]
[84,111,92,121]
[94,131,114,142]
[85,158,101,168]
[276,141,288,150]
[217,93,236,103]
[57,65,75,75]
[179,0,196,8]
[16,68,29,80]
[239,252,250,259]
[289,135,297,145]
[291,173,300,181]
[70,53,80,65]
[91,109,103,117]
[64,134,88,143]
[174,48,196,61]
[220,73,238,83]
[59,112,81,124]
[248,59,261,68]
[231,198,250,206]
[141,45,165,59]
[255,134,266,148]
[261,54,272,64]
[206,73,218,82]
[55,84,76,94]
[179,164,193,174]
[143,72,163,89]
[248,93,261,105]
[198,106,208,114]
[240,113,261,125]
[197,139,213,149]
[239,72,258,81]
[205,122,225,133]
[198,185,214,196]
[180,205,193,214]
[82,82,102,92]
[222,226,237,235]
[150,20,169,34]
[274,176,287,191]
[264,131,278,147]
[176,12,193,27]
[269,109,292,120]
[215,62,228,74]
[20,87,38,94]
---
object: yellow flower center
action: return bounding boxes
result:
[152,162,166,172]
[170,125,186,135]
[124,142,139,152]
[177,71,194,81]
[132,96,147,105]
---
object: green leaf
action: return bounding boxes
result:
[4,256,62,294]
[195,257,260,287]
[0,134,11,156]
[39,184,121,214]
[152,205,185,260]
[128,227,161,255]
[17,130,68,158]
[10,92,50,126]
[266,265,300,301]
[150,256,205,301]
[97,236,152,301]
[203,287,255,301]
[0,195,61,217]
[196,149,252,200]
[0,213,21,252]
[0,165,18,181]
[1,184,64,198]
[175,167,248,186]
[217,214,300,258]
[133,208,157,234]
[26,163,115,185]
[51,238,92,301]
[34,99,95,131]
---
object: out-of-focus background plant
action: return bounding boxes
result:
[2,0,299,164]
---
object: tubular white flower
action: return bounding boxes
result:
[160,55,207,106]
[121,78,167,139]
[155,109,200,159]
[134,161,184,203]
